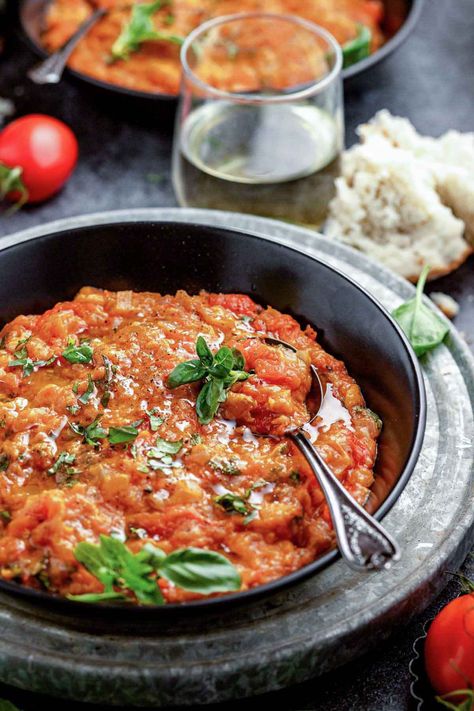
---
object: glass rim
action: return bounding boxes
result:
[180,12,343,104]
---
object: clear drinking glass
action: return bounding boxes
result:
[172,12,343,228]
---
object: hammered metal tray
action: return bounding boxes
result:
[0,208,472,707]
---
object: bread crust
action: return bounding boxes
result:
[405,244,473,283]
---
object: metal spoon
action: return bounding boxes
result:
[264,336,400,572]
[28,8,106,85]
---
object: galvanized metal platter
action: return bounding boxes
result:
[0,208,473,707]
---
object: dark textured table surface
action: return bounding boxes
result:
[0,1,473,709]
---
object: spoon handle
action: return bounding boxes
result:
[27,9,105,85]
[291,431,400,572]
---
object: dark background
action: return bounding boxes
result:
[0,0,473,709]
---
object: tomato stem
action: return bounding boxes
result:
[0,162,29,214]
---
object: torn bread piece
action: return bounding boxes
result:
[359,111,474,244]
[325,135,471,282]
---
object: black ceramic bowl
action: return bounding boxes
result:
[0,220,426,615]
[19,0,424,104]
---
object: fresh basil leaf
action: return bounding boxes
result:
[196,335,214,366]
[111,0,184,62]
[215,493,250,516]
[342,24,371,68]
[231,347,245,370]
[74,541,117,589]
[167,360,206,388]
[213,346,234,372]
[62,343,93,364]
[142,542,167,567]
[47,452,76,476]
[98,535,162,605]
[168,337,251,425]
[196,378,224,424]
[78,375,95,405]
[224,370,251,388]
[157,547,241,594]
[109,425,139,445]
[392,265,449,357]
[0,454,9,472]
[73,535,164,606]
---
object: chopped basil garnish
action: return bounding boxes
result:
[167,336,251,424]
[102,355,116,383]
[70,417,108,447]
[152,437,183,455]
[62,341,93,364]
[0,454,9,471]
[146,436,182,469]
[209,457,241,476]
[146,408,163,431]
[47,452,76,476]
[0,510,11,522]
[68,535,240,604]
[78,375,95,405]
[98,355,116,407]
[9,344,55,377]
[111,0,184,62]
[215,480,269,519]
[215,493,250,516]
[109,425,140,445]
[392,265,449,357]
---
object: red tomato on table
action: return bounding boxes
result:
[0,114,78,205]
[425,585,474,697]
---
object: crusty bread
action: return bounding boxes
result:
[360,111,474,244]
[326,111,473,281]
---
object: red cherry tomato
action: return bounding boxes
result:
[0,114,78,204]
[425,590,474,696]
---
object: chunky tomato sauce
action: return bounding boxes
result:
[0,289,380,603]
[42,0,386,95]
